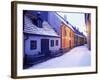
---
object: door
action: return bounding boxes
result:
[69,40,71,48]
[41,39,49,56]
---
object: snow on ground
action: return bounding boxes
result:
[29,44,91,69]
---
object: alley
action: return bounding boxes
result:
[29,44,91,69]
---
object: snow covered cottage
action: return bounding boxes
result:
[23,11,61,62]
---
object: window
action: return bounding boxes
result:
[64,30,67,36]
[56,40,58,46]
[51,40,54,47]
[70,31,71,37]
[30,40,37,50]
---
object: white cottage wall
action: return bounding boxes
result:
[49,38,60,51]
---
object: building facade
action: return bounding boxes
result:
[85,13,91,50]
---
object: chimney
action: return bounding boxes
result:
[36,12,43,28]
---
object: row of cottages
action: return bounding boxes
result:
[23,11,86,66]
[23,11,61,62]
[85,13,91,50]
[48,12,85,52]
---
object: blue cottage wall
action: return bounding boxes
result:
[48,12,62,35]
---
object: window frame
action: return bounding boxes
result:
[30,40,37,50]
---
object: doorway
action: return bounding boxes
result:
[41,39,49,56]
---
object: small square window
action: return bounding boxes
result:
[51,40,54,47]
[30,40,37,50]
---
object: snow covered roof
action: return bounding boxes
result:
[72,26,85,37]
[56,13,85,37]
[55,13,75,31]
[24,16,59,37]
